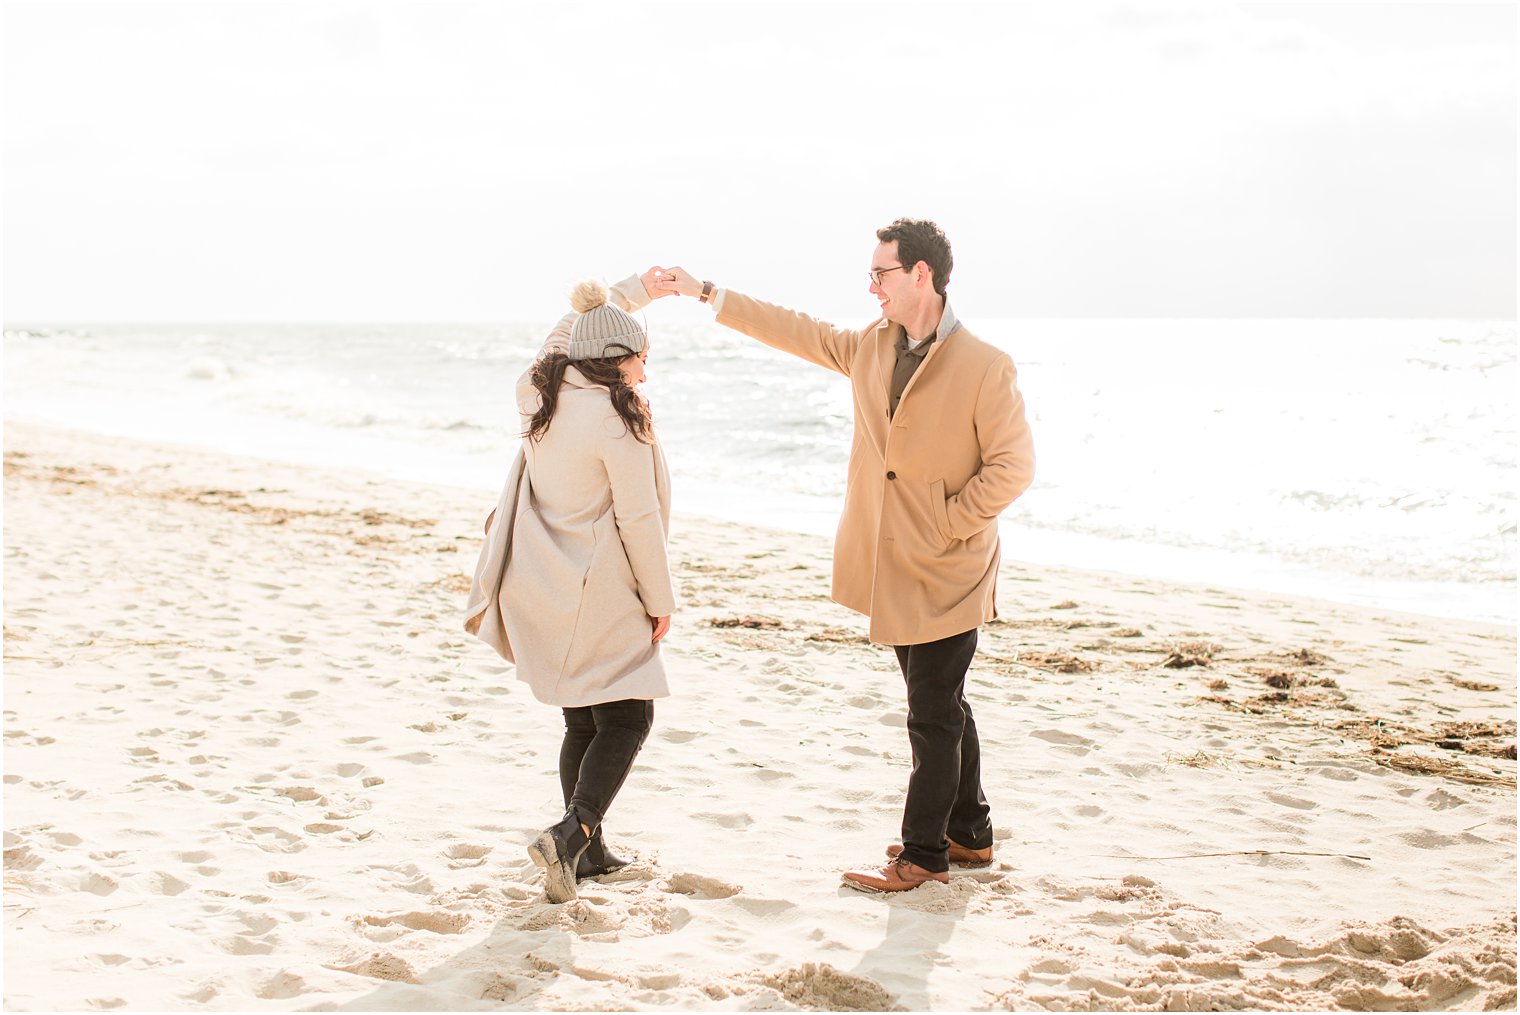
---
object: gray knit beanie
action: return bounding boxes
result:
[566,280,647,361]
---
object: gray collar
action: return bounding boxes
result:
[900,297,961,350]
[934,298,961,342]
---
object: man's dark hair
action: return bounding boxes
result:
[876,218,953,296]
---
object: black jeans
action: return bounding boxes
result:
[895,628,992,873]
[558,699,654,831]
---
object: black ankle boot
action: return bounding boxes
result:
[577,831,632,879]
[527,807,591,903]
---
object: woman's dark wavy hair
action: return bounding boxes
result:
[523,343,654,445]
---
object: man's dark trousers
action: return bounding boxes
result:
[895,628,993,873]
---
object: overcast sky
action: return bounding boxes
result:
[4,1,1515,322]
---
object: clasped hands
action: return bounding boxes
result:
[639,266,705,302]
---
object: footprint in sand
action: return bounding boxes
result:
[275,786,323,803]
[479,973,524,1003]
[229,825,306,854]
[254,971,308,1001]
[302,822,344,835]
[444,843,491,869]
[325,951,418,983]
[662,871,742,899]
[586,862,659,886]
[519,899,625,935]
[1264,791,1318,811]
[748,766,793,782]
[1423,789,1467,811]
[137,871,191,895]
[367,863,434,894]
[76,872,119,896]
[4,833,43,869]
[218,932,277,956]
[360,910,470,936]
[1030,729,1098,750]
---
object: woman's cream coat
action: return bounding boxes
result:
[465,277,675,707]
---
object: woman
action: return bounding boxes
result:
[465,268,674,904]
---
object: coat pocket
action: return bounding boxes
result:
[929,478,954,543]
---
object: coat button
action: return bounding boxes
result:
[886,471,896,480]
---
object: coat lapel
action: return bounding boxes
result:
[895,337,944,415]
[892,300,959,420]
[862,321,896,457]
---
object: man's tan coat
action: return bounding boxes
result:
[716,291,1035,645]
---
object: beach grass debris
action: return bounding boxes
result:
[1281,647,1330,665]
[1381,752,1515,787]
[1449,677,1501,692]
[1165,750,1227,768]
[431,573,472,594]
[805,627,868,645]
[1051,600,1079,610]
[1195,689,1339,715]
[1324,718,1517,784]
[1100,848,1372,862]
[1112,628,1144,638]
[708,615,785,630]
[1018,651,1094,674]
[1162,640,1221,668]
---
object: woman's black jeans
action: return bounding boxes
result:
[558,698,654,831]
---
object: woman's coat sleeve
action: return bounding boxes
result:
[600,431,676,618]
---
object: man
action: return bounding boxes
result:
[655,218,1035,892]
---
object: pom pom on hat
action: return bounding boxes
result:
[569,279,610,314]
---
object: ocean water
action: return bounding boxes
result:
[4,317,1514,624]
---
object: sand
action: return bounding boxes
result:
[4,420,1515,1012]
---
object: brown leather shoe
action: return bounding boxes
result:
[841,857,950,893]
[885,840,994,868]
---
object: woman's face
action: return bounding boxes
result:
[619,340,649,386]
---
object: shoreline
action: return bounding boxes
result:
[5,411,1512,628]
[4,420,1515,1011]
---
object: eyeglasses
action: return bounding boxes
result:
[868,264,912,287]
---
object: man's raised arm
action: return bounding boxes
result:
[655,266,868,377]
